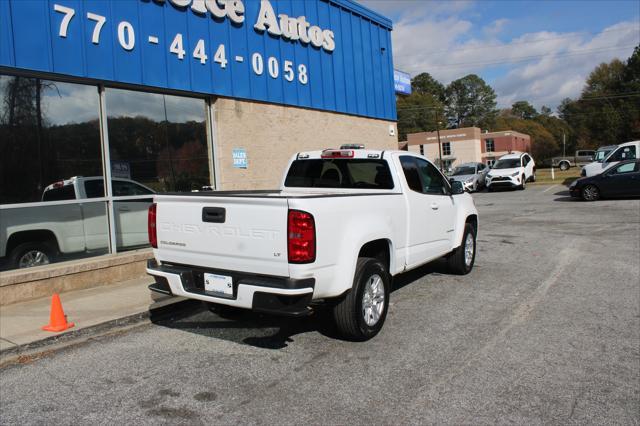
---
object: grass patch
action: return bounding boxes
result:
[532,167,581,186]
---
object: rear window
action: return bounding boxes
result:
[42,185,76,201]
[84,179,105,198]
[284,159,394,189]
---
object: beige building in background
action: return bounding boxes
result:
[406,127,531,169]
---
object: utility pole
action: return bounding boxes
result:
[435,111,443,172]
[562,131,566,158]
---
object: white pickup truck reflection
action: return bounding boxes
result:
[1,177,154,269]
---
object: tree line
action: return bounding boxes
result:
[397,44,640,162]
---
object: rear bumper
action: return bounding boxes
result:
[146,259,314,316]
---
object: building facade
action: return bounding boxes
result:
[406,127,531,169]
[0,0,397,291]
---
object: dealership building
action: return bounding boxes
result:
[407,127,531,169]
[0,0,397,302]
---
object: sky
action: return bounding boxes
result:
[360,0,640,112]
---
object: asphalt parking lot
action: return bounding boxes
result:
[1,185,639,424]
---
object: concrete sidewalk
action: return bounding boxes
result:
[0,276,184,352]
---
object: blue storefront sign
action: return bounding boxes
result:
[0,0,396,120]
[394,69,411,95]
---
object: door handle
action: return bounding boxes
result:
[430,203,439,210]
[118,206,130,212]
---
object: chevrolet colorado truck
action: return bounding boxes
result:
[147,149,479,340]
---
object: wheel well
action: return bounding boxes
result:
[466,215,478,234]
[6,230,59,255]
[358,239,391,271]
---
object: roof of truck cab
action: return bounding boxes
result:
[296,149,399,159]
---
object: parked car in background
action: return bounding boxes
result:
[486,152,536,191]
[592,145,617,163]
[570,159,640,201]
[449,162,489,192]
[581,141,639,177]
[1,177,154,269]
[552,150,595,171]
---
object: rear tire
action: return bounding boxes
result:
[332,257,390,341]
[447,223,476,275]
[559,162,570,171]
[9,242,55,269]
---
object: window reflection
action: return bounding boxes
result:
[0,75,103,204]
[105,88,209,193]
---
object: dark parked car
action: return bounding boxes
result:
[569,159,640,201]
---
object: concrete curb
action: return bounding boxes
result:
[0,298,200,369]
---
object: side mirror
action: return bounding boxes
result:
[451,180,464,195]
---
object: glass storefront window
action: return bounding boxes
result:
[105,88,209,251]
[1,76,213,269]
[0,76,103,204]
[0,75,109,271]
[105,88,209,193]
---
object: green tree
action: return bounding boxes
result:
[445,74,497,129]
[411,72,445,101]
[559,47,640,147]
[396,93,444,141]
[511,101,538,119]
[494,115,558,161]
[540,106,552,116]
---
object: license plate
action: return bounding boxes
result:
[204,273,233,296]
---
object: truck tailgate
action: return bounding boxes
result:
[154,195,290,277]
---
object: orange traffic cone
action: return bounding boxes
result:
[42,293,75,332]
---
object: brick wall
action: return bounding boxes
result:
[213,98,398,190]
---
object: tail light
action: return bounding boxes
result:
[148,203,157,248]
[288,210,315,263]
[321,149,354,159]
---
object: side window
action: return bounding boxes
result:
[612,162,637,174]
[608,146,637,162]
[416,158,448,195]
[522,156,530,166]
[113,180,141,196]
[400,156,423,193]
[131,183,154,195]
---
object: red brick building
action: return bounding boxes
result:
[481,130,531,166]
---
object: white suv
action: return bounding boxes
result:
[486,152,536,191]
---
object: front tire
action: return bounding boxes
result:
[581,184,600,201]
[519,175,526,190]
[447,223,476,275]
[559,162,570,171]
[332,257,390,341]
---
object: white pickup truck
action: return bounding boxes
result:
[147,149,479,340]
